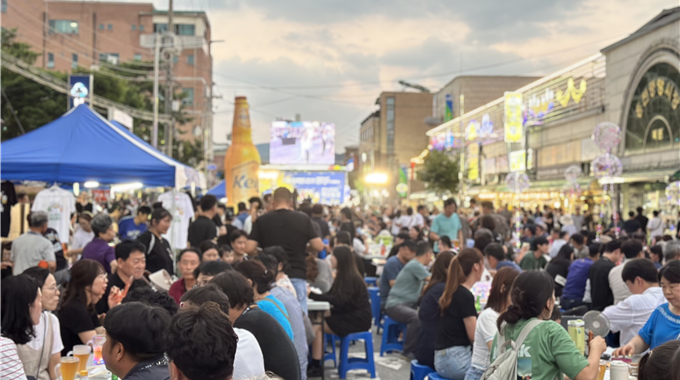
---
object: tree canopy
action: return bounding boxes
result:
[416,149,461,195]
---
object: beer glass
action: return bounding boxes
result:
[70,345,91,373]
[92,334,106,365]
[55,357,80,380]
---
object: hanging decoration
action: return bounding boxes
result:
[667,181,680,236]
[592,122,622,151]
[506,172,531,248]
[562,165,582,196]
[591,122,622,238]
[591,154,623,179]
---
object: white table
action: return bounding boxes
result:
[307,300,330,311]
[307,300,331,380]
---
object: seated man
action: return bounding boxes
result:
[384,241,432,360]
[609,239,644,305]
[102,302,171,380]
[571,233,590,259]
[194,260,232,287]
[166,301,238,380]
[549,231,569,258]
[519,236,549,271]
[603,259,666,346]
[379,240,417,307]
[96,241,149,314]
[561,244,600,310]
[485,242,522,272]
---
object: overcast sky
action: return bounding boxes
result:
[129,0,678,151]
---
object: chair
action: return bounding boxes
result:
[380,316,406,356]
[323,333,337,368]
[364,276,378,287]
[319,239,329,259]
[427,372,451,380]
[367,287,383,333]
[411,360,434,380]
[338,331,376,379]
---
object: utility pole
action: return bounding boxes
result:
[459,94,465,203]
[152,33,160,148]
[164,0,175,157]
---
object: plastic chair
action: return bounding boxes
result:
[319,239,329,259]
[364,276,378,287]
[380,316,406,356]
[367,287,383,333]
[411,360,434,380]
[323,333,337,368]
[427,372,452,380]
[338,331,376,379]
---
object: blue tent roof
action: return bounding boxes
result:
[1,105,204,188]
[207,180,225,198]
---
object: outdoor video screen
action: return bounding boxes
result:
[270,121,335,165]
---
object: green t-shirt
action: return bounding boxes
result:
[385,259,430,309]
[490,319,589,380]
[519,251,547,271]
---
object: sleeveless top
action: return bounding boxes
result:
[16,313,54,380]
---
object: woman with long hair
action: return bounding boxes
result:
[136,207,175,275]
[545,243,574,298]
[416,251,455,368]
[308,246,372,377]
[409,226,424,242]
[432,248,484,379]
[20,267,63,380]
[1,275,42,380]
[465,267,520,380]
[57,259,120,355]
[491,271,606,380]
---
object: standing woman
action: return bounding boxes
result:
[545,244,574,298]
[136,207,175,275]
[465,267,520,380]
[20,268,64,380]
[416,251,455,368]
[434,248,485,379]
[57,260,121,355]
[308,246,372,377]
[1,275,42,380]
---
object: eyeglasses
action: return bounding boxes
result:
[44,285,59,293]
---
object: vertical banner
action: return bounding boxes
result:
[504,91,523,143]
[68,75,93,109]
[397,165,408,198]
[508,150,526,172]
[467,143,480,180]
[445,94,453,122]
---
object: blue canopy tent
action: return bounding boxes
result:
[206,180,225,198]
[1,105,205,188]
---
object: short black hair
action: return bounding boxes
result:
[200,195,217,212]
[104,302,170,361]
[193,260,232,280]
[122,287,178,315]
[604,240,622,253]
[237,202,247,212]
[181,284,231,316]
[621,239,643,259]
[636,206,643,213]
[524,224,537,236]
[622,259,659,284]
[166,302,237,380]
[588,242,602,258]
[659,260,680,284]
[334,231,352,246]
[444,198,456,207]
[229,229,248,244]
[570,233,584,246]
[199,240,219,258]
[417,205,426,212]
[115,240,147,261]
[439,236,452,249]
[628,211,635,217]
[137,206,152,215]
[262,246,288,272]
[533,236,549,248]
[484,242,506,262]
[178,248,202,263]
[1,275,40,344]
[312,204,324,215]
[210,271,254,308]
[559,231,569,239]
[396,232,410,241]
[653,210,659,217]
[415,241,432,257]
[401,240,417,253]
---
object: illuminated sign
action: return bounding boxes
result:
[527,88,554,120]
[445,94,453,122]
[508,150,526,172]
[524,78,587,125]
[468,143,480,180]
[555,78,587,107]
[504,92,523,142]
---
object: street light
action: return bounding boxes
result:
[365,172,388,185]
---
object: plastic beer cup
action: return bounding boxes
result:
[55,357,80,380]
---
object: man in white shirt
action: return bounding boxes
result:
[549,231,569,258]
[603,259,666,345]
[10,211,55,275]
[609,239,644,305]
[647,210,665,240]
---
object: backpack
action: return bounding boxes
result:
[481,319,543,380]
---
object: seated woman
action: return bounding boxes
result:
[198,241,220,262]
[465,267,520,380]
[409,226,425,242]
[262,246,297,298]
[236,260,294,341]
[614,261,680,355]
[416,251,455,368]
[81,214,117,273]
[307,246,372,377]
[545,244,574,298]
[57,259,121,355]
[168,248,201,303]
[638,340,680,380]
[490,271,606,380]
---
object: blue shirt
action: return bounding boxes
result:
[117,217,147,241]
[431,212,462,251]
[562,258,595,300]
[257,295,294,341]
[496,260,522,272]
[379,256,406,307]
[638,303,680,349]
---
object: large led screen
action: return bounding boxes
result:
[270,121,335,165]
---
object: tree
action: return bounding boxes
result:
[416,150,461,195]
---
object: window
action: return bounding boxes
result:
[2,0,7,13]
[107,24,113,30]
[49,20,79,34]
[139,25,145,31]
[47,53,54,68]
[187,54,194,65]
[99,24,104,30]
[154,23,168,33]
[131,24,136,31]
[134,54,142,61]
[72,54,78,69]
[182,88,194,106]
[99,53,119,65]
[173,55,178,64]
[176,24,195,36]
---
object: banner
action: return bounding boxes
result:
[504,91,523,142]
[68,74,93,110]
[508,150,526,172]
[397,165,408,197]
[259,171,346,205]
[445,94,453,122]
[468,143,480,180]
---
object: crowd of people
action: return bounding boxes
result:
[2,188,680,380]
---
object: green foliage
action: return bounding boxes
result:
[173,136,204,167]
[416,150,461,195]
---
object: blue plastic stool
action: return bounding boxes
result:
[319,239,329,259]
[338,331,376,379]
[427,372,451,380]
[323,333,337,368]
[367,287,383,333]
[364,276,378,286]
[411,360,434,380]
[380,316,407,356]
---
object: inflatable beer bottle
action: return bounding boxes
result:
[223,96,261,206]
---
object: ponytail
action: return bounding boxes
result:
[496,271,554,330]
[438,248,482,315]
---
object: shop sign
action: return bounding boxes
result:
[508,150,526,172]
[478,191,560,201]
[504,92,523,142]
[524,78,587,125]
[635,75,680,118]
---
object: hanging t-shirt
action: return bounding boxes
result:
[32,187,76,244]
[158,191,195,250]
[1,182,18,237]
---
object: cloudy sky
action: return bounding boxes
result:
[148,0,678,151]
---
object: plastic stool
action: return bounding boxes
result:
[323,333,337,368]
[364,276,378,287]
[427,372,452,380]
[338,331,376,379]
[367,287,383,333]
[380,316,406,356]
[411,360,434,380]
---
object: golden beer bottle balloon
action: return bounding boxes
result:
[223,96,261,206]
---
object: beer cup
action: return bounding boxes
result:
[55,357,80,380]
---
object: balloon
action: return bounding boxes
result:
[505,172,531,193]
[592,122,621,151]
[591,154,622,179]
[564,165,582,184]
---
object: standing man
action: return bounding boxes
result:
[187,195,218,248]
[310,204,330,242]
[589,240,623,311]
[519,236,549,271]
[429,199,463,252]
[246,187,324,313]
[623,211,642,236]
[232,202,249,230]
[571,233,590,259]
[10,211,56,275]
[474,201,510,241]
[118,206,151,241]
[635,207,649,233]
[572,207,584,231]
[415,205,428,229]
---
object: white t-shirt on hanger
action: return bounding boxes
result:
[32,187,76,243]
[158,191,195,250]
